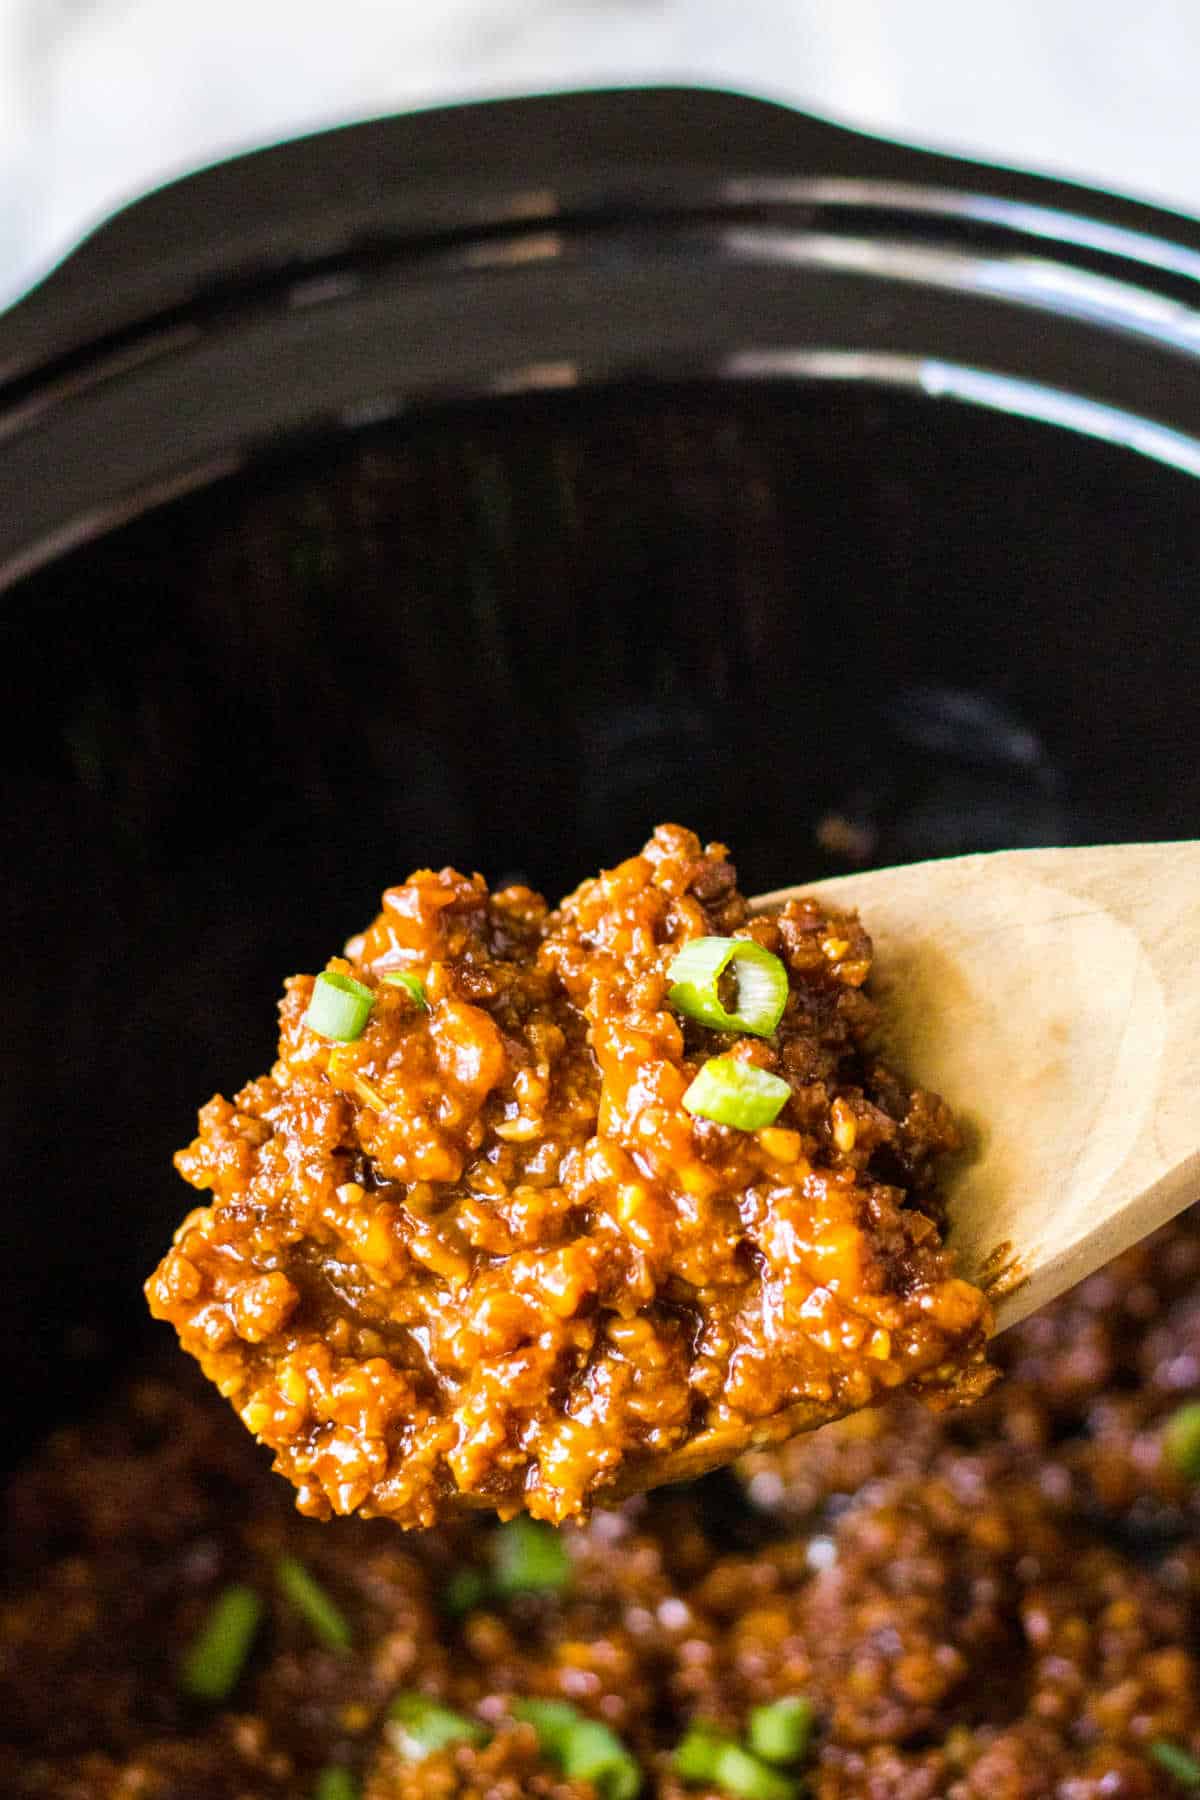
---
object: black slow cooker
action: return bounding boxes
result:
[3,87,1199,1464]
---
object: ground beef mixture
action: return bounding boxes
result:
[145,825,992,1528]
[7,1214,1200,1797]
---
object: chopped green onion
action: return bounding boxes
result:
[1152,1741,1200,1789]
[491,1515,571,1598]
[673,1723,726,1781]
[313,1768,358,1800]
[386,1692,487,1759]
[275,1555,352,1653]
[443,1567,489,1617]
[513,1696,580,1745]
[306,971,374,1041]
[668,937,789,1037]
[674,1727,795,1800]
[514,1699,641,1800]
[747,1697,815,1766]
[710,1743,797,1800]
[382,970,428,1010]
[180,1583,263,1702]
[682,1057,791,1131]
[1164,1403,1200,1480]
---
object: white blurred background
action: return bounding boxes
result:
[3,0,1200,307]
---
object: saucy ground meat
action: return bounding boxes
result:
[146,825,992,1527]
[7,1213,1200,1798]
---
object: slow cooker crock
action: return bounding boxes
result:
[3,87,1199,1463]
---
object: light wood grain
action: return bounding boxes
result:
[753,843,1200,1330]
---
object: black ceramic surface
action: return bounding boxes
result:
[3,89,1200,1466]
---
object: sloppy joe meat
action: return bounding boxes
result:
[146,825,992,1527]
[8,1214,1200,1798]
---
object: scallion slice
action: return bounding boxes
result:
[514,1698,641,1800]
[668,937,788,1038]
[313,1767,358,1800]
[180,1583,263,1703]
[673,1723,726,1781]
[1164,1402,1200,1480]
[382,971,428,1010]
[386,1692,487,1759]
[747,1697,814,1766]
[305,971,374,1042]
[443,1567,489,1617]
[275,1555,352,1653]
[674,1726,796,1800]
[682,1058,791,1131]
[1152,1741,1200,1789]
[491,1515,571,1598]
[710,1743,797,1800]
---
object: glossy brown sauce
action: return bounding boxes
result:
[147,827,991,1526]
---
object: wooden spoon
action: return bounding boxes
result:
[599,842,1200,1502]
[754,841,1200,1331]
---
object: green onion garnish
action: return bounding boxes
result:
[275,1555,352,1653]
[386,1692,488,1759]
[180,1583,263,1702]
[382,971,428,1010]
[682,1057,791,1131]
[313,1767,358,1800]
[491,1515,571,1598]
[668,937,788,1038]
[1152,1741,1200,1789]
[710,1743,797,1800]
[1164,1403,1200,1480]
[305,971,374,1042]
[674,1726,796,1799]
[443,1567,489,1617]
[747,1698,814,1766]
[673,1723,726,1781]
[514,1698,641,1800]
